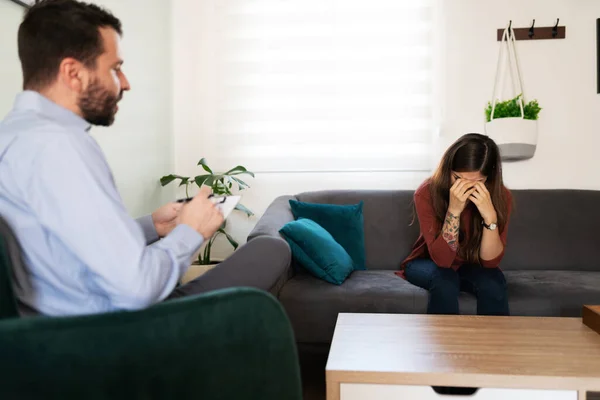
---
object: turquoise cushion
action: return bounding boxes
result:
[279,219,354,285]
[289,200,366,270]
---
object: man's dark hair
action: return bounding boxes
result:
[18,0,122,90]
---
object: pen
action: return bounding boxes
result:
[176,195,226,204]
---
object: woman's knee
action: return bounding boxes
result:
[405,259,457,291]
[429,267,460,296]
[477,270,508,301]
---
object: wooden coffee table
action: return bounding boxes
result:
[326,313,600,400]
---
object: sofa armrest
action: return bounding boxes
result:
[248,195,296,241]
[0,288,302,400]
[247,195,296,291]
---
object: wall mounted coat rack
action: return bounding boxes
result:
[497,19,566,41]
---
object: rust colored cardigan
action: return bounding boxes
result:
[397,181,512,278]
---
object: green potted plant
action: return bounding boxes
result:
[160,158,254,274]
[485,94,541,122]
[484,93,542,161]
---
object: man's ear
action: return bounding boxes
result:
[58,57,88,93]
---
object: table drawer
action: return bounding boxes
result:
[340,384,577,400]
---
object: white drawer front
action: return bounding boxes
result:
[340,384,577,400]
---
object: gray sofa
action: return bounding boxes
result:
[248,189,600,347]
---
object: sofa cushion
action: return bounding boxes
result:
[289,199,366,270]
[296,191,419,270]
[280,219,354,285]
[279,270,423,343]
[279,270,600,344]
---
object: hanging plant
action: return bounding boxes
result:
[485,94,542,122]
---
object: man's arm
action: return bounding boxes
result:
[136,215,160,245]
[31,135,203,309]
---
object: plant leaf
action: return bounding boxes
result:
[202,232,221,265]
[178,177,189,187]
[205,175,222,188]
[231,176,250,190]
[485,93,541,122]
[225,165,246,175]
[198,242,212,264]
[198,158,213,174]
[214,186,228,196]
[235,203,254,217]
[194,175,211,188]
[218,228,239,250]
[160,174,189,186]
[225,166,255,178]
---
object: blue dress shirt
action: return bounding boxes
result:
[0,91,203,316]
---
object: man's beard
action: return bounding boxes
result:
[78,79,122,126]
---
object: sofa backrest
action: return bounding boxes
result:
[504,190,600,271]
[296,190,419,271]
[296,189,600,272]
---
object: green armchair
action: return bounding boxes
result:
[0,216,302,400]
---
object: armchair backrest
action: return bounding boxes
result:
[0,287,302,400]
[0,216,20,319]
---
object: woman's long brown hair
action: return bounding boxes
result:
[429,133,510,264]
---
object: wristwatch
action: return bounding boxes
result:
[482,221,498,231]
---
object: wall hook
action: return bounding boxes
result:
[497,19,565,41]
[528,19,535,38]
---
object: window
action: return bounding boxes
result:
[195,0,439,172]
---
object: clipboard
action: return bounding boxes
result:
[213,195,241,219]
[176,195,241,219]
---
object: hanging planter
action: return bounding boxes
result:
[484,25,542,161]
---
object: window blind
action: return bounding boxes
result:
[196,0,438,172]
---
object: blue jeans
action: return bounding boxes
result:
[404,259,509,316]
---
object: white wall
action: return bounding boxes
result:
[0,0,174,217]
[173,0,600,257]
[0,2,23,115]
[90,0,175,216]
[443,0,600,191]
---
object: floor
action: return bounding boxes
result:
[299,350,327,400]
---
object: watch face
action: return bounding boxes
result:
[488,223,497,230]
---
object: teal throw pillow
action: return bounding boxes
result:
[289,199,366,270]
[279,218,354,285]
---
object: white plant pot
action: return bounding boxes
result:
[485,117,538,161]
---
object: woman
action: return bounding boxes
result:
[399,133,512,316]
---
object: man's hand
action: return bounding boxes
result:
[179,186,224,240]
[152,202,183,237]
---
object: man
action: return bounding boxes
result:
[0,0,287,316]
